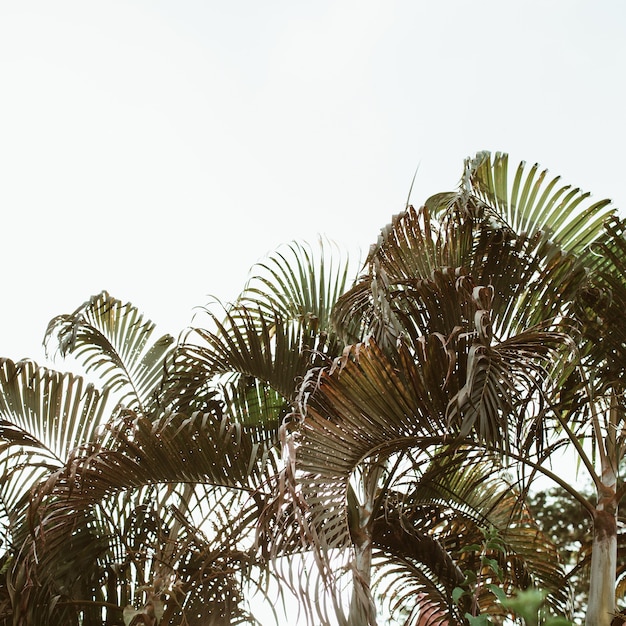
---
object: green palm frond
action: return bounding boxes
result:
[171,240,354,415]
[273,337,454,624]
[0,358,111,551]
[333,205,450,348]
[467,151,612,254]
[173,304,328,411]
[575,217,626,384]
[420,152,616,339]
[238,238,355,336]
[280,320,571,624]
[221,376,290,431]
[0,359,110,462]
[371,451,569,624]
[44,291,175,412]
[17,406,279,625]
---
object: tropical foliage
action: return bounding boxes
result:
[0,152,625,625]
[268,152,617,625]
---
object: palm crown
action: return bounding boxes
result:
[0,152,624,626]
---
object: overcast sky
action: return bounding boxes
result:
[1,1,625,365]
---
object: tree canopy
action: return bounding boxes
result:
[1,152,625,625]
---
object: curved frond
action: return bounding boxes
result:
[44,291,175,412]
[238,238,355,337]
[373,454,570,623]
[171,240,354,415]
[298,337,452,481]
[576,217,626,385]
[172,304,329,410]
[14,406,280,624]
[333,205,452,348]
[420,152,616,338]
[447,323,574,454]
[271,337,454,624]
[0,359,110,462]
[467,151,613,255]
[0,359,110,549]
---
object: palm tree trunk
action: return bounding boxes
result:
[347,488,377,626]
[348,530,375,626]
[585,470,617,626]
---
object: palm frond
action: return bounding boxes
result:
[0,358,111,554]
[269,337,454,624]
[170,240,354,415]
[238,238,355,336]
[0,359,110,462]
[298,337,452,483]
[421,152,616,339]
[447,323,574,454]
[16,405,280,625]
[44,291,175,412]
[575,217,626,386]
[333,205,451,348]
[467,151,613,255]
[173,304,328,410]
[371,451,569,624]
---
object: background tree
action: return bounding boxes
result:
[528,486,594,619]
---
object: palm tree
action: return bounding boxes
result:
[282,151,621,625]
[180,228,573,623]
[453,153,626,626]
[0,291,282,625]
[2,151,620,626]
[0,357,113,624]
[567,216,626,625]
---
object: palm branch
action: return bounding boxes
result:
[170,240,355,414]
[14,405,280,624]
[1,292,283,625]
[270,330,569,624]
[372,452,569,624]
[441,151,613,336]
[0,358,111,554]
[44,290,176,413]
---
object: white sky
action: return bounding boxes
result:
[1,0,625,365]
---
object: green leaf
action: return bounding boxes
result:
[502,588,547,624]
[44,291,175,412]
[480,557,503,581]
[487,583,507,604]
[452,586,465,604]
[465,614,493,626]
[459,543,482,553]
